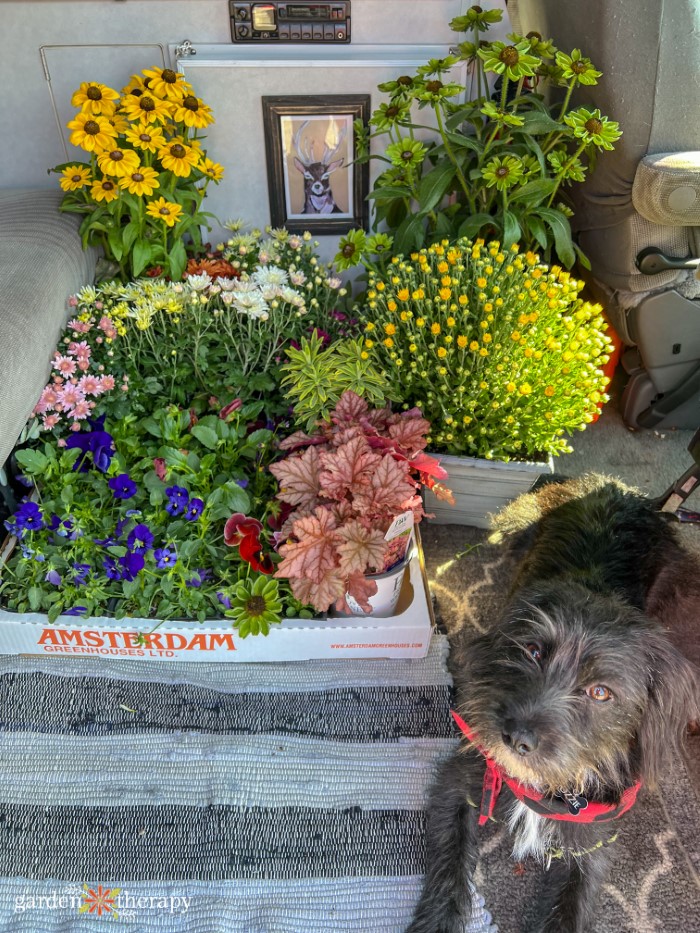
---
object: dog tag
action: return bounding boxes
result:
[559,791,589,815]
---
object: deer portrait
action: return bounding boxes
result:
[291,121,347,214]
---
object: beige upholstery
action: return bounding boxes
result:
[0,189,97,469]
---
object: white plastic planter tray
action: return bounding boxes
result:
[0,538,434,663]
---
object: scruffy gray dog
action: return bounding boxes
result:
[408,474,700,933]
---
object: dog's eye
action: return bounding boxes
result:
[586,685,612,702]
[524,643,542,663]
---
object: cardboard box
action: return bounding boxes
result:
[0,538,434,663]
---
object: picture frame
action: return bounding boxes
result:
[262,94,370,235]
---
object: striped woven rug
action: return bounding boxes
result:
[0,637,496,932]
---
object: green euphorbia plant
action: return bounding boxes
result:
[352,4,622,268]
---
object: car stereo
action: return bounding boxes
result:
[230,1,351,42]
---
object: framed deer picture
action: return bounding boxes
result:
[262,95,370,235]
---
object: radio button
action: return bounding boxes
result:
[323,25,335,39]
[302,29,312,39]
[290,28,301,40]
[279,24,290,38]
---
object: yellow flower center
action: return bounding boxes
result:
[140,97,156,112]
[87,86,103,101]
[84,120,100,136]
[170,144,186,158]
[162,69,178,84]
[184,96,200,112]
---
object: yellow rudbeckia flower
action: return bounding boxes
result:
[199,157,225,181]
[66,112,118,152]
[120,93,171,124]
[145,197,183,227]
[59,165,92,192]
[141,66,192,101]
[123,123,166,154]
[170,94,215,129]
[157,138,199,177]
[70,82,119,116]
[118,166,160,197]
[91,178,119,203]
[97,147,141,177]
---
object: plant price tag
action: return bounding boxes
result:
[383,510,414,572]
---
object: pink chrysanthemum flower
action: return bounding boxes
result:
[42,414,60,430]
[99,374,116,391]
[78,374,102,395]
[59,384,85,409]
[68,340,91,358]
[54,354,77,377]
[67,319,92,334]
[70,399,92,420]
[77,358,90,372]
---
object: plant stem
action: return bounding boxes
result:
[558,78,577,120]
[545,139,587,207]
[434,104,473,208]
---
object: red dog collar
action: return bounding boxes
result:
[451,710,641,826]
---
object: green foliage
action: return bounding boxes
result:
[350,7,621,269]
[280,331,392,429]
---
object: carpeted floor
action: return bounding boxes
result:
[421,522,700,933]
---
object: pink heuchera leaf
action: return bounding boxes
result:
[278,430,326,452]
[318,435,382,501]
[410,451,449,480]
[290,570,348,614]
[340,571,379,614]
[332,390,368,426]
[269,446,322,508]
[336,520,387,575]
[387,414,432,456]
[430,482,456,505]
[276,506,339,584]
[353,455,417,519]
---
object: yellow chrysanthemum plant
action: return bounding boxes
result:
[51,67,224,281]
[358,236,614,462]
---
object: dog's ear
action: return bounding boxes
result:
[636,632,700,788]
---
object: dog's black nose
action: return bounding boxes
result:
[502,727,539,756]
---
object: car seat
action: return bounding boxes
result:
[513,0,700,429]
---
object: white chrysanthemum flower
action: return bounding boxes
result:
[224,218,246,232]
[252,265,289,288]
[290,271,306,286]
[185,272,213,292]
[278,286,304,307]
[233,291,269,318]
[75,285,99,304]
[217,277,238,291]
[328,276,342,289]
[259,284,282,302]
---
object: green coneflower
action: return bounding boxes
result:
[547,150,586,183]
[480,101,525,127]
[334,229,367,272]
[366,233,394,257]
[481,155,525,191]
[227,576,283,638]
[449,5,504,34]
[416,56,460,77]
[376,74,416,100]
[385,138,428,169]
[556,49,602,86]
[369,101,411,132]
[520,31,556,58]
[563,107,622,150]
[477,40,540,81]
[415,77,464,102]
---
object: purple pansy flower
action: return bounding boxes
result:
[186,569,211,588]
[45,569,62,586]
[108,473,137,500]
[72,563,91,586]
[103,557,121,580]
[185,498,204,521]
[216,591,232,610]
[65,424,114,473]
[119,551,145,581]
[13,501,45,533]
[236,478,249,489]
[127,523,154,554]
[64,606,88,617]
[165,485,189,516]
[154,546,177,569]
